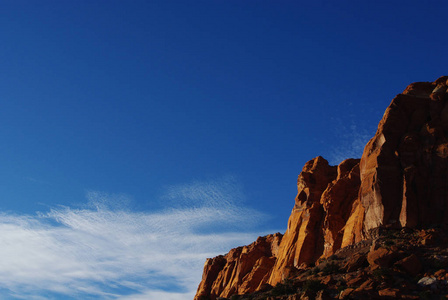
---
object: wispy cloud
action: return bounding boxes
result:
[328,123,371,165]
[0,178,268,299]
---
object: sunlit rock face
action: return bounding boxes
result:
[195,157,362,297]
[194,76,448,299]
[360,76,448,231]
[194,233,282,300]
[268,156,361,286]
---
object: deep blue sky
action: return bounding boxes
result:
[0,1,447,299]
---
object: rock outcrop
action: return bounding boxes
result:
[195,233,282,300]
[268,157,361,286]
[360,76,448,231]
[194,76,448,300]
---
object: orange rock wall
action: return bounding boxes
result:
[360,76,448,231]
[268,157,361,286]
[194,233,282,300]
[196,156,362,298]
[195,76,448,299]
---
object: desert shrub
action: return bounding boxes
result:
[302,279,325,294]
[384,239,395,247]
[418,290,432,300]
[310,266,320,275]
[428,257,448,271]
[270,280,296,296]
[337,284,347,293]
[321,262,341,275]
[372,267,392,281]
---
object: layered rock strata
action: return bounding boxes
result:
[194,76,448,300]
[195,233,282,300]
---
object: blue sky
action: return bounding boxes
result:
[0,1,447,299]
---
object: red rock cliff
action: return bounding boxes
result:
[267,157,362,286]
[194,76,448,299]
[194,233,282,300]
[360,76,448,231]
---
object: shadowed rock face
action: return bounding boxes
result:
[194,76,448,300]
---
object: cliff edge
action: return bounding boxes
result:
[194,76,448,300]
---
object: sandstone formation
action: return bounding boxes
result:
[268,157,361,286]
[195,76,448,300]
[360,76,448,231]
[195,233,282,300]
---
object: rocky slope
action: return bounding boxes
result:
[194,76,448,300]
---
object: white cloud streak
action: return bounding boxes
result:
[0,178,268,299]
[328,123,371,165]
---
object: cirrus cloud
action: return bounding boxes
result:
[0,177,270,299]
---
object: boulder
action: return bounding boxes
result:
[367,247,399,268]
[339,288,354,299]
[417,276,438,288]
[394,254,422,276]
[344,253,367,272]
[378,288,400,297]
